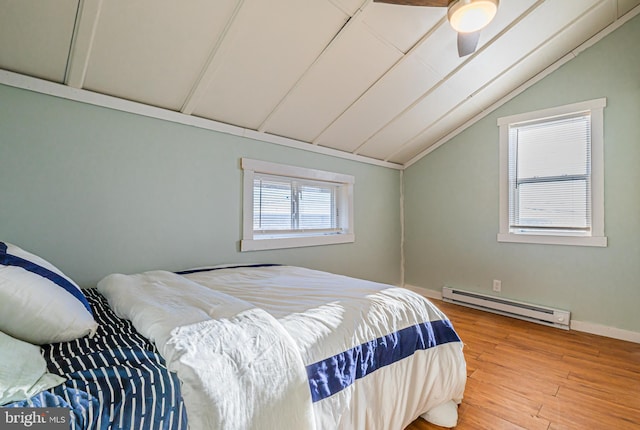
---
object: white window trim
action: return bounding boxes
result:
[241,158,355,252]
[497,98,607,247]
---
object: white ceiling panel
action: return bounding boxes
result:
[83,0,239,111]
[263,19,402,143]
[315,56,439,152]
[358,80,469,160]
[192,0,349,130]
[0,0,78,82]
[1,0,635,166]
[619,0,640,16]
[361,2,444,53]
[386,97,482,164]
[410,21,464,79]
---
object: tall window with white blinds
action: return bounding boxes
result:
[509,113,591,233]
[242,158,354,251]
[498,99,607,247]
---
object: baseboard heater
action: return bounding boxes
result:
[442,287,570,330]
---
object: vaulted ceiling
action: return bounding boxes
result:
[1,0,638,167]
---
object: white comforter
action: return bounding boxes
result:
[98,265,466,430]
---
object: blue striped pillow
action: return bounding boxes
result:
[0,242,98,344]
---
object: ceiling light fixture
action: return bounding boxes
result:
[447,0,499,33]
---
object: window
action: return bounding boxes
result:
[497,99,606,247]
[241,158,354,251]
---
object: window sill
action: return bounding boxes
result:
[497,233,607,247]
[241,233,355,252]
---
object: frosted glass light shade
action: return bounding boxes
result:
[448,0,499,33]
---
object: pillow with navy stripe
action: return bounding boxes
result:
[0,242,98,344]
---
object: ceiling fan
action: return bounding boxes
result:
[373,0,499,57]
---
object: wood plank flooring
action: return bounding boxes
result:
[405,299,640,430]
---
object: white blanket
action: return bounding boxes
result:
[99,266,466,430]
[98,271,315,430]
[182,265,466,429]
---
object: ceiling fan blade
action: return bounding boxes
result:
[373,0,449,6]
[457,31,480,57]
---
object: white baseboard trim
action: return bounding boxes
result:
[403,284,442,300]
[403,284,640,344]
[569,320,640,344]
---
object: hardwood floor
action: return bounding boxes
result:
[405,299,640,430]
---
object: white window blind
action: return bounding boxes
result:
[509,113,591,233]
[497,98,607,247]
[253,174,340,234]
[241,158,355,251]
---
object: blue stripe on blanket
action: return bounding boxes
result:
[306,319,461,402]
[175,263,281,275]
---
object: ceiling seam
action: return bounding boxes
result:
[64,0,103,88]
[359,18,410,55]
[63,0,82,84]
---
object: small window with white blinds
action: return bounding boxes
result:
[241,158,354,251]
[498,99,607,247]
[252,174,339,234]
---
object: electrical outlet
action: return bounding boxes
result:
[492,279,502,292]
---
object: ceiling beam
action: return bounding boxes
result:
[65,0,103,88]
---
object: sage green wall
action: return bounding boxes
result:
[404,15,640,331]
[0,84,401,287]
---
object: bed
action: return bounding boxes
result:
[1,242,466,429]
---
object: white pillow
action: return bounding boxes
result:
[0,330,66,405]
[0,242,98,344]
[421,400,459,428]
